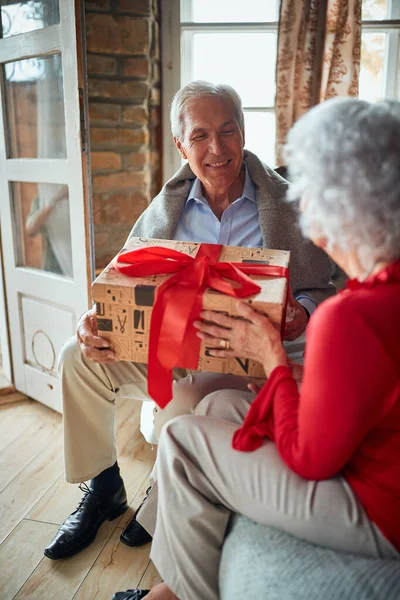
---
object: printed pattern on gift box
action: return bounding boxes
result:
[92,238,289,378]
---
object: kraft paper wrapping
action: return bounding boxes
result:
[92,237,290,378]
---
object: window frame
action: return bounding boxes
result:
[360,0,400,102]
[161,0,279,182]
[161,0,400,182]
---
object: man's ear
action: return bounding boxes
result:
[241,128,245,148]
[174,136,187,160]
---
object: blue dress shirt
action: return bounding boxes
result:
[174,164,262,248]
[173,163,316,316]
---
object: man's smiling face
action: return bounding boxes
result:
[174,95,245,193]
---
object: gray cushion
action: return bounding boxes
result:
[219,515,400,600]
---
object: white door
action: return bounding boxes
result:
[0,244,12,389]
[0,0,92,412]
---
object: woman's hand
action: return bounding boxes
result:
[77,307,116,363]
[193,301,288,378]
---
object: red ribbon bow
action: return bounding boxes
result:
[115,243,288,408]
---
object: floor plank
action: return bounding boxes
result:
[0,410,61,493]
[26,474,85,526]
[0,396,161,599]
[72,528,151,600]
[0,434,63,544]
[0,519,59,600]
[139,560,163,589]
[0,400,49,453]
[0,388,20,400]
[13,520,120,600]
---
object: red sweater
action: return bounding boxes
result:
[233,261,400,551]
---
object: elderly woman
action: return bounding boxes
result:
[114,97,400,600]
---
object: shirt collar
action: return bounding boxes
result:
[187,162,256,206]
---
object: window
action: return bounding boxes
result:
[162,0,280,181]
[162,0,400,181]
[360,0,400,102]
[1,1,60,82]
[0,1,59,39]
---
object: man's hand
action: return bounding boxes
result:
[284,287,308,341]
[77,307,116,363]
[287,359,304,387]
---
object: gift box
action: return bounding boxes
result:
[92,237,290,406]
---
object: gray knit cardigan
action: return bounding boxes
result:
[130,150,335,305]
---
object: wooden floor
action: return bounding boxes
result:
[0,396,161,600]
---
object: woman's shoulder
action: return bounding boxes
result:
[309,281,400,337]
[310,289,354,323]
[307,289,372,341]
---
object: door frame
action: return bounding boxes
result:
[0,241,12,389]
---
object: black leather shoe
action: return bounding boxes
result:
[44,481,128,560]
[120,486,153,547]
[112,590,150,600]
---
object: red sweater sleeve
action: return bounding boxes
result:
[233,298,399,480]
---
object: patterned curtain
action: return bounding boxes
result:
[321,0,362,100]
[275,0,362,165]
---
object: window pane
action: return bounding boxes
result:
[244,111,276,167]
[359,32,386,102]
[12,182,73,277]
[183,0,279,22]
[188,32,276,106]
[0,0,59,38]
[361,0,388,20]
[3,53,66,158]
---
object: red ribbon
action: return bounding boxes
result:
[115,243,289,408]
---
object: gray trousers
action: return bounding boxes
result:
[59,336,252,483]
[150,390,399,600]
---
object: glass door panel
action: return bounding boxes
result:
[3,53,66,158]
[0,1,59,38]
[12,181,72,275]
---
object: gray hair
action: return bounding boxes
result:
[284,97,400,268]
[170,80,245,140]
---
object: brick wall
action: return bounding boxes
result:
[86,0,162,269]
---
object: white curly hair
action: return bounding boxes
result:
[284,97,400,269]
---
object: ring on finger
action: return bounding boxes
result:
[219,339,230,350]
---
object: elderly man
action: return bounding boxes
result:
[44,81,334,561]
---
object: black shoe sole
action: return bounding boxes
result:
[44,501,128,560]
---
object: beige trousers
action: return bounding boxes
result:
[59,336,253,483]
[150,390,399,600]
